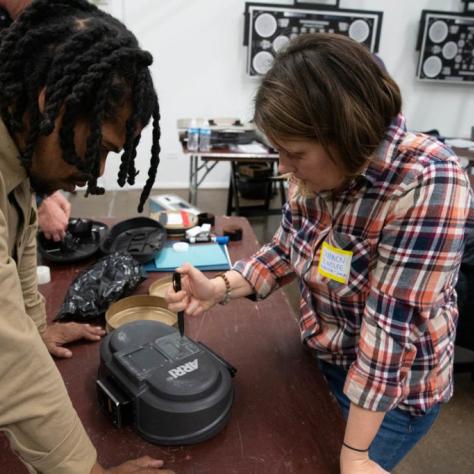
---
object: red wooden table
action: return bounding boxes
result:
[0,216,344,473]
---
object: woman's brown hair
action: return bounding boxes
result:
[254,33,402,176]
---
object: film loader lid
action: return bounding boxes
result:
[97,320,236,445]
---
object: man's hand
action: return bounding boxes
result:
[340,447,389,474]
[41,322,106,358]
[91,457,175,474]
[38,191,71,241]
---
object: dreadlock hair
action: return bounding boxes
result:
[0,0,161,212]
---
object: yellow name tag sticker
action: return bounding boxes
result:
[318,241,353,284]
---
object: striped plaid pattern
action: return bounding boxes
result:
[234,114,473,414]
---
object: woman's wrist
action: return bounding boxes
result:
[340,443,369,471]
[211,273,229,305]
[342,441,369,453]
[341,443,369,459]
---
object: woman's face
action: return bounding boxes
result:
[274,139,346,193]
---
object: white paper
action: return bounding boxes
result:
[167,214,183,225]
[231,143,268,154]
[446,138,474,149]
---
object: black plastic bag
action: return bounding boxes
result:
[55,252,145,322]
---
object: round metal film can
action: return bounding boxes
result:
[106,295,177,333]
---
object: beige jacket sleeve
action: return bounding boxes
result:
[0,209,97,473]
[17,202,47,333]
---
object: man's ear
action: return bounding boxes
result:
[38,87,46,113]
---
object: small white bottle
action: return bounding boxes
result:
[187,118,199,152]
[199,119,212,152]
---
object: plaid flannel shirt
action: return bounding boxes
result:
[234,114,474,415]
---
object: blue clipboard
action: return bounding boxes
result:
[144,242,231,272]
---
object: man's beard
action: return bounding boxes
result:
[28,170,91,196]
[28,172,57,196]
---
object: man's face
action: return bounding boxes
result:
[29,103,132,195]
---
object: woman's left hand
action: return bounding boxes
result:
[340,447,390,474]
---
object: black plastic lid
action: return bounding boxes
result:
[38,218,108,264]
[99,320,235,445]
[100,217,166,263]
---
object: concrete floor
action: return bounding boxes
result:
[70,187,474,474]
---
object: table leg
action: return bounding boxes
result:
[264,177,272,211]
[226,165,234,216]
[231,161,240,215]
[189,154,198,205]
[279,179,286,207]
[188,155,193,203]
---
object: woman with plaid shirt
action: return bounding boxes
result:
[167,33,473,473]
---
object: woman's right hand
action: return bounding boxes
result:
[165,263,222,317]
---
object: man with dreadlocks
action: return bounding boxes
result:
[0,1,72,242]
[0,0,171,473]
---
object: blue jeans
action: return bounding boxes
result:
[318,359,441,471]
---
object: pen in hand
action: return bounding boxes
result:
[172,271,185,338]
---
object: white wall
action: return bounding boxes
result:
[100,0,474,190]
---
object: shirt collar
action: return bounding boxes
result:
[0,119,28,194]
[362,112,407,187]
[317,113,407,201]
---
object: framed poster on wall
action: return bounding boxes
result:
[416,10,474,84]
[293,0,340,8]
[243,2,383,77]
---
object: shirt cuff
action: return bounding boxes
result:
[5,412,97,474]
[233,257,279,299]
[24,292,47,334]
[343,363,408,412]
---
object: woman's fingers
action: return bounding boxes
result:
[167,294,189,312]
[166,264,214,315]
[185,298,202,316]
[165,289,186,303]
[176,263,193,276]
[166,290,204,317]
[178,263,208,288]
